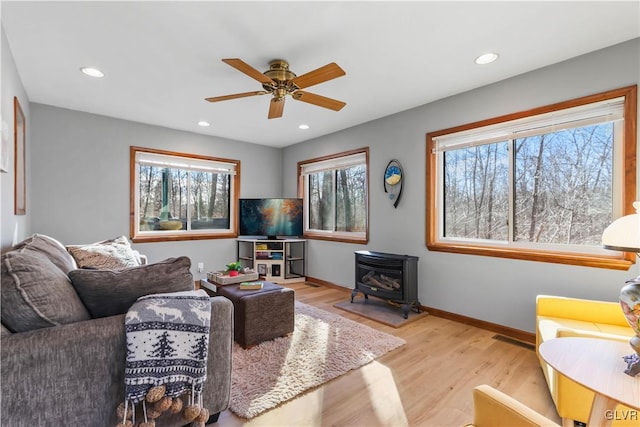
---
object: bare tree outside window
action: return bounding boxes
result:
[299,148,369,243]
[444,143,509,240]
[131,147,239,242]
[442,124,614,246]
[513,125,613,246]
[427,86,636,270]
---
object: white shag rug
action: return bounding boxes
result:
[229,301,406,419]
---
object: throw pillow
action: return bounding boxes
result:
[12,233,77,274]
[1,250,91,333]
[67,236,141,270]
[68,256,195,318]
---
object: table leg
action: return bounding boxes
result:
[587,394,618,427]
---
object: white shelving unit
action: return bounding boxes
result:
[237,238,306,284]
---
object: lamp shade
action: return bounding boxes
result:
[602,201,640,252]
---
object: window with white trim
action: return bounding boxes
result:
[298,148,369,243]
[426,86,637,269]
[130,147,240,242]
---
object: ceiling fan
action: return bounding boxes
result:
[205,58,346,119]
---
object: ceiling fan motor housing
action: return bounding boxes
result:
[262,59,298,95]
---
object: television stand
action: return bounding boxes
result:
[237,238,306,284]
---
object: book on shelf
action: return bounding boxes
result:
[239,281,263,290]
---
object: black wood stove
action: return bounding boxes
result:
[351,250,421,319]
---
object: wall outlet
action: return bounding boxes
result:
[197,262,205,273]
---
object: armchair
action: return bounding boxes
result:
[466,384,560,427]
[536,295,635,426]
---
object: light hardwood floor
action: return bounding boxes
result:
[216,282,561,426]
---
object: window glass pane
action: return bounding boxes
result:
[133,147,239,241]
[427,87,636,269]
[443,142,509,240]
[189,171,230,230]
[308,171,335,231]
[513,124,613,245]
[139,166,187,231]
[336,164,367,232]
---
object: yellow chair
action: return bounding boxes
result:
[536,295,635,427]
[466,384,560,427]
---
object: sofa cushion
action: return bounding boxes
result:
[67,236,141,270]
[12,233,77,274]
[68,256,194,318]
[1,250,91,333]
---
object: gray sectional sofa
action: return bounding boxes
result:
[0,234,233,426]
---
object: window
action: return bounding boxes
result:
[426,86,637,269]
[298,148,369,243]
[130,147,240,242]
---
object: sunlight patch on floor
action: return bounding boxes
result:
[362,361,409,426]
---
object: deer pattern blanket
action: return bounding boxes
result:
[124,290,211,404]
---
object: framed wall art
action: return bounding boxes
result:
[14,97,26,215]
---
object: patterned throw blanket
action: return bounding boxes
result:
[117,290,212,426]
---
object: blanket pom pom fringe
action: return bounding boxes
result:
[116,393,209,427]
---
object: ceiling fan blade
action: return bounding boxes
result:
[292,91,346,111]
[291,62,345,89]
[268,98,285,119]
[205,91,267,102]
[222,58,275,85]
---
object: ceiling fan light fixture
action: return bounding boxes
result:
[298,124,310,130]
[80,67,104,78]
[197,121,210,127]
[474,52,499,65]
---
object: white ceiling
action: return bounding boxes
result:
[2,1,639,148]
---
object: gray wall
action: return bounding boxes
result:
[1,24,31,249]
[282,38,640,332]
[28,104,282,278]
[4,31,639,333]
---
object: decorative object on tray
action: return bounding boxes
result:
[119,290,211,425]
[225,261,244,277]
[239,281,263,290]
[602,200,640,377]
[207,269,259,285]
[383,159,403,208]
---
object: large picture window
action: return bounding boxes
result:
[426,86,637,269]
[298,148,369,243]
[130,147,240,242]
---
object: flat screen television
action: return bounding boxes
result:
[239,198,303,239]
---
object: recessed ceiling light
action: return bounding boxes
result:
[474,52,499,65]
[80,67,104,78]
[197,121,210,127]
[298,124,310,130]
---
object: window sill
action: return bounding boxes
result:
[303,231,368,244]
[426,240,634,270]
[132,231,238,243]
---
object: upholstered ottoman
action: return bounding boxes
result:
[217,282,295,348]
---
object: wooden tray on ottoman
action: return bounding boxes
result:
[207,270,259,285]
